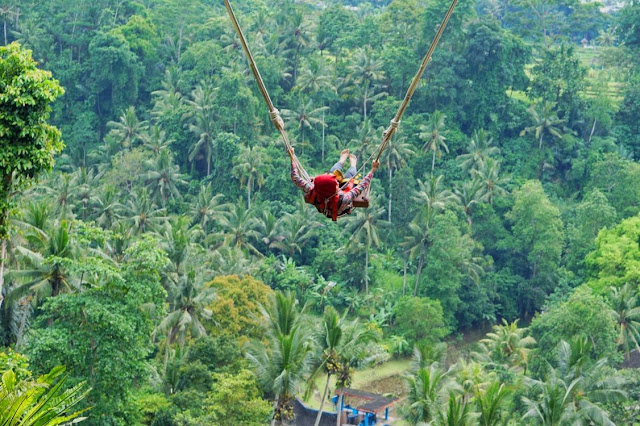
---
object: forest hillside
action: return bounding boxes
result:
[1,0,640,424]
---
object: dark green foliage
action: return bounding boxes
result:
[393,296,448,345]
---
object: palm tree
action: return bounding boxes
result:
[435,393,475,426]
[271,210,318,259]
[213,203,261,256]
[596,28,616,47]
[107,106,148,151]
[9,220,78,305]
[141,125,174,157]
[401,206,436,296]
[281,97,328,155]
[413,174,454,213]
[155,268,216,372]
[281,12,313,85]
[125,189,167,235]
[185,83,217,176]
[608,283,640,359]
[403,363,452,425]
[144,149,187,207]
[255,210,285,249]
[479,319,536,373]
[475,381,512,426]
[381,135,414,222]
[310,306,377,426]
[92,185,124,229]
[349,119,377,163]
[189,184,227,232]
[152,66,184,119]
[452,179,484,225]
[156,216,202,275]
[344,205,386,293]
[520,101,566,151]
[295,57,336,161]
[348,47,386,121]
[472,158,509,205]
[246,292,314,425]
[523,342,626,426]
[232,145,269,209]
[419,111,449,174]
[457,130,500,174]
[0,366,90,425]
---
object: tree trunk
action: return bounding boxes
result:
[539,133,543,151]
[314,373,332,426]
[414,248,425,296]
[16,298,30,348]
[364,246,369,294]
[206,154,211,176]
[322,108,325,162]
[402,258,408,296]
[3,19,7,46]
[587,119,597,146]
[248,175,252,209]
[0,239,5,309]
[388,165,392,222]
[431,149,436,174]
[335,392,343,426]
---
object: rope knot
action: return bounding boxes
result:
[383,119,401,139]
[269,109,285,130]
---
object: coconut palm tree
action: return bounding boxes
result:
[479,319,536,374]
[232,145,270,209]
[152,66,184,119]
[608,283,640,359]
[142,125,175,157]
[255,210,285,249]
[271,210,319,259]
[349,119,377,163]
[189,184,227,232]
[246,292,314,425]
[9,220,78,305]
[144,149,187,207]
[457,130,500,174]
[310,306,377,426]
[413,174,454,213]
[475,381,512,426]
[520,101,566,151]
[344,205,386,293]
[401,205,436,296]
[156,216,203,275]
[155,267,215,372]
[472,158,509,205]
[213,203,261,256]
[381,135,414,222]
[295,57,336,161]
[452,179,484,225]
[348,47,386,121]
[0,366,90,425]
[281,97,328,156]
[125,189,167,235]
[435,392,476,426]
[185,83,217,176]
[106,106,148,151]
[402,363,453,425]
[92,185,124,229]
[419,111,449,174]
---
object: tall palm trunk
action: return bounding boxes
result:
[247,175,252,209]
[335,392,343,426]
[388,163,393,222]
[314,373,332,426]
[322,108,326,162]
[206,154,211,176]
[0,239,5,309]
[431,149,436,174]
[414,247,425,296]
[402,257,408,296]
[364,241,370,294]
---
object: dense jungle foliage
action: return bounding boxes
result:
[1,0,640,424]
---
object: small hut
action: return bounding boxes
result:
[332,388,398,425]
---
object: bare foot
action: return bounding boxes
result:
[339,149,349,164]
[349,154,357,168]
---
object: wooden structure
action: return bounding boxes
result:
[333,388,398,426]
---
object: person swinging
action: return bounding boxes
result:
[289,147,379,221]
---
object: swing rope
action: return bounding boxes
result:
[223,0,311,181]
